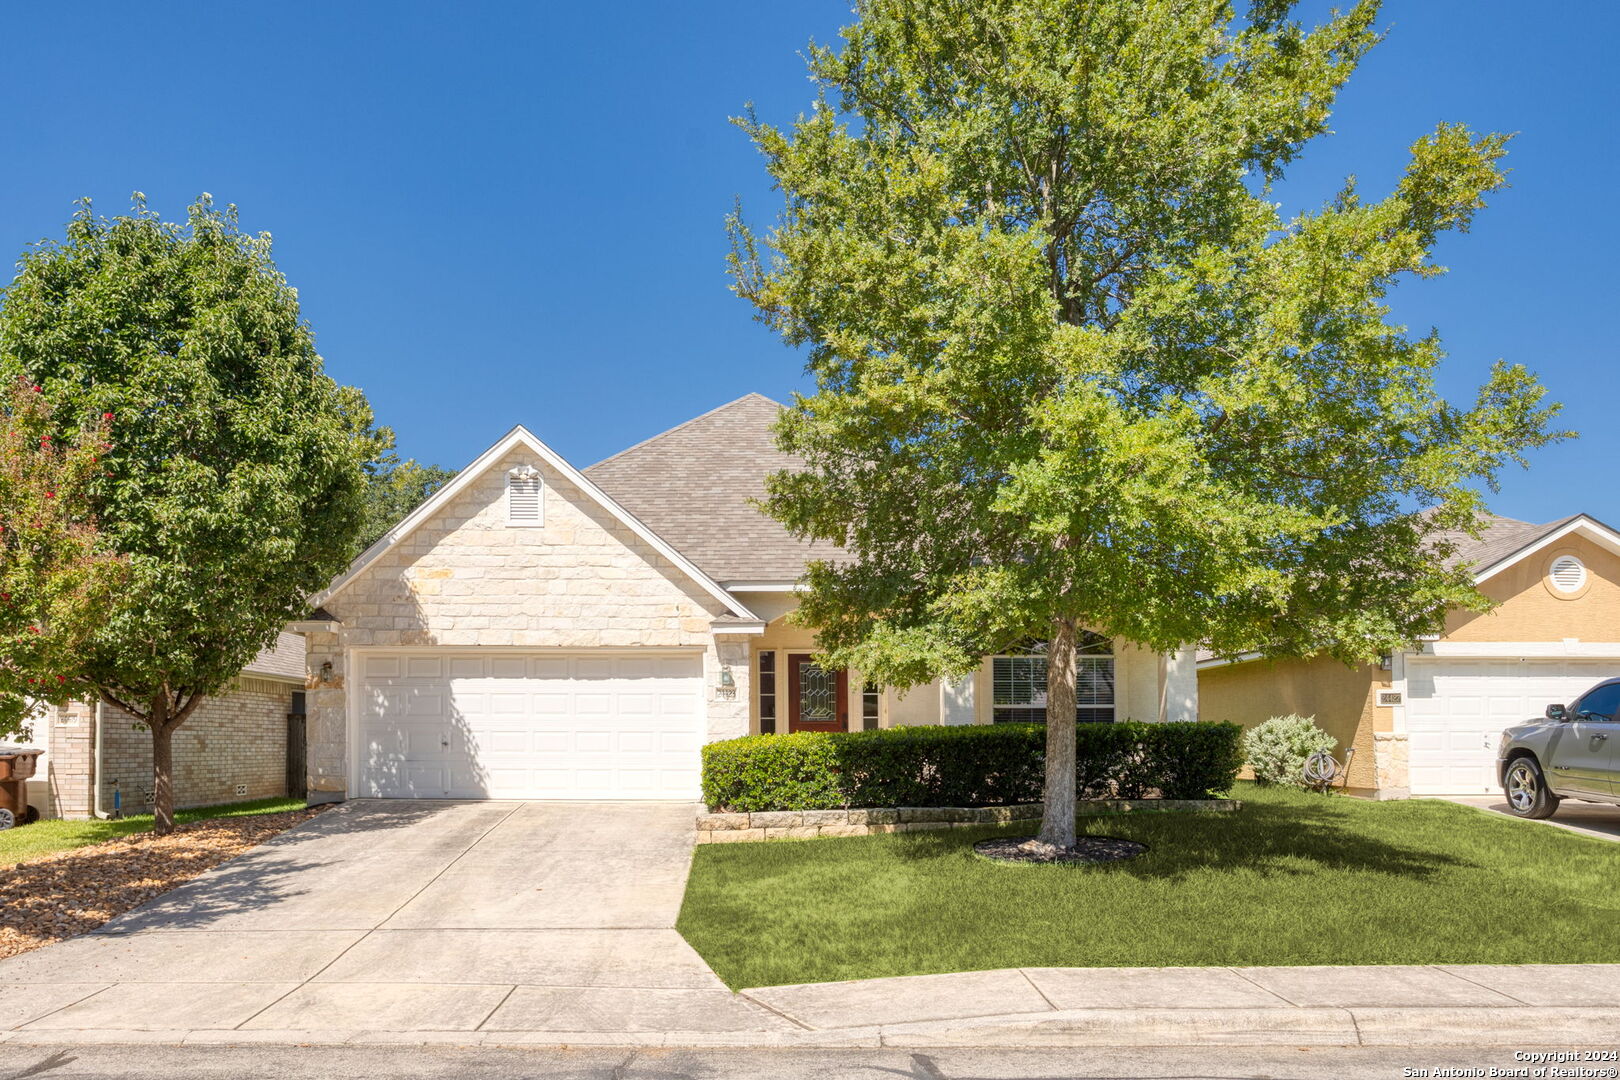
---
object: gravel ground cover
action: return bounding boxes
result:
[0,805,325,959]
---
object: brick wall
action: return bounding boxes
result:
[35,678,295,819]
[46,700,95,818]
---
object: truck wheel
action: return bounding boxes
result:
[1504,757,1559,819]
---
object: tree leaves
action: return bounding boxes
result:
[733,0,1565,685]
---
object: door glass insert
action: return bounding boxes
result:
[797,661,838,723]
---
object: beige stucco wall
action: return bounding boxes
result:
[1444,534,1620,643]
[1196,532,1620,796]
[304,446,747,800]
[1198,657,1384,793]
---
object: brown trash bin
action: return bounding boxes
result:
[0,749,42,826]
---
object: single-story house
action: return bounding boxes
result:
[6,632,308,820]
[1199,512,1620,798]
[296,393,1200,803]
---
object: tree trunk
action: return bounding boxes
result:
[151,719,176,836]
[1036,617,1078,850]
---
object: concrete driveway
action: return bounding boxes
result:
[0,800,792,1039]
[1438,795,1620,842]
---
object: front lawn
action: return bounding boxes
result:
[0,796,307,867]
[676,782,1620,989]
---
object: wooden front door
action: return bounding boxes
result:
[788,653,849,732]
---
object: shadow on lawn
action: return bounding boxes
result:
[875,796,1476,882]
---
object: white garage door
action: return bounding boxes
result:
[1405,658,1619,795]
[355,651,703,800]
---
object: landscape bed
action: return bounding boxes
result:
[676,782,1620,989]
[0,799,324,959]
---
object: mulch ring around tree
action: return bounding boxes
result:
[973,835,1148,866]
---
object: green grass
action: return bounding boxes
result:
[0,797,307,867]
[676,782,1620,988]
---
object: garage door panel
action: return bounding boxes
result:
[1406,658,1619,795]
[356,651,703,800]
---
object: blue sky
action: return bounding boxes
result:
[2,3,1614,525]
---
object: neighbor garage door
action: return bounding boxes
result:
[1404,657,1619,795]
[354,651,704,800]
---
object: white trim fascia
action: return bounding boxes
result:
[722,582,805,593]
[310,426,756,620]
[710,624,767,636]
[1195,651,1263,670]
[1412,640,1620,659]
[1471,516,1620,585]
[288,619,339,633]
[238,671,306,686]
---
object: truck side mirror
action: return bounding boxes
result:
[1545,703,1568,721]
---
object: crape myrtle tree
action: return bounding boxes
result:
[0,196,377,833]
[730,0,1563,852]
[0,379,126,738]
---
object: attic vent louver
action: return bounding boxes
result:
[507,465,543,526]
[1549,554,1586,594]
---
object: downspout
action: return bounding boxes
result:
[92,699,108,819]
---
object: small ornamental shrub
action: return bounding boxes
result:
[1243,714,1337,787]
[701,721,1243,812]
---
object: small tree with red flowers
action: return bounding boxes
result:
[0,379,125,738]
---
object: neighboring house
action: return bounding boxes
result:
[1199,513,1620,799]
[296,393,1200,804]
[5,632,308,820]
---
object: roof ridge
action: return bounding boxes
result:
[584,392,784,473]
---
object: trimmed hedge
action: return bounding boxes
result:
[701,721,1244,812]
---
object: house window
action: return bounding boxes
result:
[757,652,776,734]
[506,465,543,526]
[861,682,880,730]
[992,632,1114,724]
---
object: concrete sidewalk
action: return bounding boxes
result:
[4,799,1617,1049]
[6,963,1620,1048]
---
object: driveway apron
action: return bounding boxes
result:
[0,800,791,1037]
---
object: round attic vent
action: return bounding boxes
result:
[1549,555,1587,594]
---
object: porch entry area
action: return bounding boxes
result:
[749,633,1140,735]
[757,652,880,734]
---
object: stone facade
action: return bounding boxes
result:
[304,445,747,801]
[1372,731,1410,800]
[695,799,1242,843]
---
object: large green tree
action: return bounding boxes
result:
[0,379,125,738]
[0,196,377,832]
[357,438,455,556]
[730,0,1563,851]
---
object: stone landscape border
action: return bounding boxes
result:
[695,798,1240,843]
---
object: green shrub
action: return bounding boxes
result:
[1242,714,1337,787]
[701,721,1243,812]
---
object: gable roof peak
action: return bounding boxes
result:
[586,393,784,473]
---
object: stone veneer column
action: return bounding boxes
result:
[707,635,753,742]
[301,627,349,804]
[1372,731,1410,800]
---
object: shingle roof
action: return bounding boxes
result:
[584,393,834,583]
[242,630,305,681]
[1433,511,1580,574]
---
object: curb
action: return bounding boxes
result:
[8,1006,1620,1049]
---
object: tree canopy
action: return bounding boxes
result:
[730,0,1563,848]
[0,195,376,829]
[358,439,456,556]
